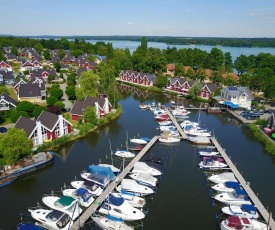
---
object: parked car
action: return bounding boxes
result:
[254,110,264,116]
[244,113,260,120]
[240,110,250,117]
[0,127,7,133]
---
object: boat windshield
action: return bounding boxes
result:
[56,213,71,228]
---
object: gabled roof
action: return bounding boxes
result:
[222,86,254,100]
[14,116,36,137]
[37,110,59,131]
[0,93,17,107]
[18,83,45,98]
[0,70,14,80]
[77,67,87,77]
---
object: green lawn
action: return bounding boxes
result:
[7,88,17,100]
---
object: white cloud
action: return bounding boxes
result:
[127,22,136,25]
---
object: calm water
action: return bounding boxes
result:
[1,88,275,229]
[86,39,275,61]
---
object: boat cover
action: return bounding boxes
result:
[133,162,150,172]
[17,223,46,230]
[241,204,257,213]
[58,196,75,206]
[83,181,99,191]
[224,181,241,189]
[217,172,236,180]
[134,173,155,184]
[88,165,115,181]
[49,209,66,220]
[121,188,135,196]
[108,193,124,206]
[76,187,92,202]
[121,179,140,190]
[234,188,247,196]
[140,137,151,142]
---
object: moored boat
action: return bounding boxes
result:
[61,187,94,207]
[116,179,155,196]
[211,181,241,193]
[159,137,180,143]
[132,162,162,176]
[114,150,135,158]
[0,175,17,187]
[220,215,269,230]
[188,136,211,145]
[221,204,259,219]
[0,152,54,181]
[111,192,146,208]
[28,208,73,230]
[130,138,147,145]
[207,107,222,113]
[199,146,219,156]
[207,172,237,184]
[70,180,103,196]
[92,214,134,230]
[129,173,158,187]
[17,223,47,230]
[214,188,252,205]
[98,164,121,174]
[199,158,228,170]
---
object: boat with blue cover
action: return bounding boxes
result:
[212,181,241,193]
[0,152,54,183]
[222,204,259,219]
[61,187,95,207]
[81,165,116,188]
[99,194,145,221]
[17,223,47,230]
[214,188,252,205]
[111,191,146,208]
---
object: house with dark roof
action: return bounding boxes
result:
[29,68,58,81]
[166,64,175,77]
[20,59,43,72]
[0,93,17,111]
[219,86,254,109]
[0,70,15,84]
[13,78,27,91]
[0,61,12,72]
[77,67,88,77]
[17,82,46,102]
[70,96,112,121]
[197,82,217,100]
[15,111,73,147]
[119,70,157,86]
[63,53,75,64]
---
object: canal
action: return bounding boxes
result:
[0,87,275,229]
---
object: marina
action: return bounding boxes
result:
[1,93,275,229]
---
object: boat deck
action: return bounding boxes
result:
[210,137,275,229]
[70,136,160,229]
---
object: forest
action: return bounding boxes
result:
[1,36,275,98]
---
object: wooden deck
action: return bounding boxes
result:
[70,136,160,229]
[165,109,188,139]
[210,137,275,229]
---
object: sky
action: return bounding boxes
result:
[1,0,275,38]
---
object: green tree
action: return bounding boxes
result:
[76,71,100,100]
[156,75,168,88]
[43,49,51,60]
[49,88,63,100]
[65,86,76,99]
[88,55,96,62]
[58,50,66,59]
[54,62,61,72]
[16,101,35,115]
[33,106,47,118]
[0,50,6,61]
[11,110,30,123]
[11,46,18,56]
[34,43,43,55]
[0,85,9,95]
[224,52,233,72]
[54,101,65,109]
[46,96,59,106]
[234,54,250,75]
[209,48,224,71]
[189,83,202,100]
[48,74,55,83]
[83,106,98,125]
[0,128,32,165]
[175,63,185,76]
[71,50,83,58]
[60,37,70,50]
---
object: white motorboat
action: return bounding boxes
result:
[214,188,252,205]
[199,147,220,156]
[211,181,241,193]
[28,208,73,230]
[130,138,147,145]
[159,137,180,143]
[92,214,134,230]
[129,173,157,187]
[159,125,176,132]
[207,172,237,184]
[114,150,135,158]
[70,180,103,196]
[80,172,111,188]
[99,194,145,221]
[132,162,162,176]
[98,164,121,174]
[171,109,190,116]
[220,216,269,230]
[222,204,259,219]
[42,195,83,220]
[185,126,211,137]
[116,179,155,196]
[180,120,199,129]
[188,136,211,145]
[139,103,147,109]
[61,187,94,208]
[158,120,172,126]
[199,159,228,170]
[111,192,146,208]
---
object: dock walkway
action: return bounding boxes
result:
[165,109,188,139]
[210,137,275,229]
[70,136,159,229]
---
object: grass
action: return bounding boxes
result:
[7,88,17,100]
[1,118,12,125]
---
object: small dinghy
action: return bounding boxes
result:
[199,146,219,156]
[139,103,147,109]
[159,137,180,143]
[199,158,228,170]
[130,138,147,145]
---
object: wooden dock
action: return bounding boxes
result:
[165,109,188,139]
[210,137,275,229]
[70,136,160,229]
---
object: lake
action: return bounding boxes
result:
[86,39,275,61]
[0,87,275,229]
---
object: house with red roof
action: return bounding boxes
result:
[0,61,12,72]
[166,64,175,77]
